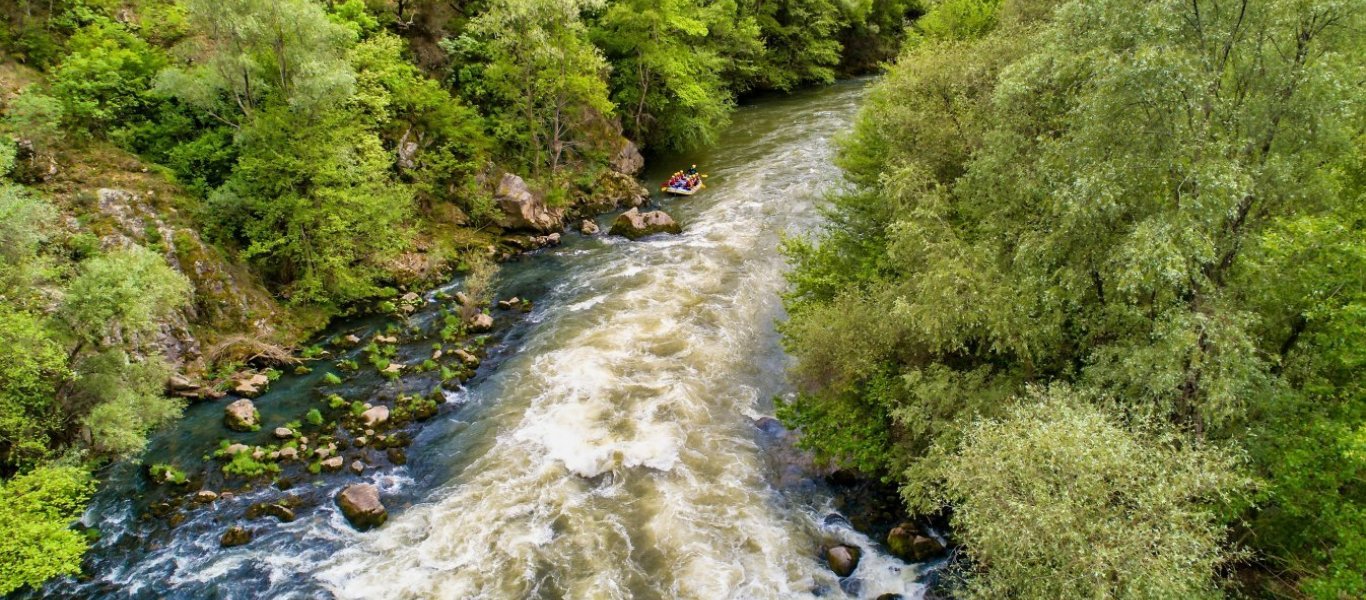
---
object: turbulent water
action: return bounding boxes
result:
[53,79,931,599]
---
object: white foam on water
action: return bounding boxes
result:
[297,81,924,599]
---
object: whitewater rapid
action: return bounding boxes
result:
[310,80,919,599]
[52,79,929,600]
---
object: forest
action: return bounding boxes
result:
[780,0,1365,597]
[1,0,1362,597]
[0,0,911,593]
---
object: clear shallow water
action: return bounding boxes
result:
[44,79,929,599]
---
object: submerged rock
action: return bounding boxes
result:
[826,545,861,577]
[224,399,258,432]
[220,525,252,547]
[609,208,681,239]
[337,484,387,530]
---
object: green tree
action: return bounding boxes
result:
[781,0,1365,595]
[591,0,748,149]
[929,390,1252,599]
[4,88,65,151]
[0,465,94,596]
[450,0,614,173]
[741,0,846,90]
[156,0,357,126]
[49,19,166,135]
[348,33,488,212]
[211,107,414,305]
[56,246,191,458]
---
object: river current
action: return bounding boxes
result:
[47,79,931,599]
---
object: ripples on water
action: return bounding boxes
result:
[55,80,930,599]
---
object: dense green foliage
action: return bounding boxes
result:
[782,0,1365,596]
[0,465,95,595]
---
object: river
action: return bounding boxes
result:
[43,79,933,599]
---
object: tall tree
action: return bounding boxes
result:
[449,0,614,173]
[781,0,1365,594]
[156,0,357,125]
[591,0,752,149]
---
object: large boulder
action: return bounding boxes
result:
[611,139,645,175]
[610,208,682,240]
[826,545,861,577]
[224,399,259,432]
[337,484,387,530]
[495,173,564,233]
[887,522,945,562]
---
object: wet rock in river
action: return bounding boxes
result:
[246,500,297,522]
[887,522,944,562]
[580,219,600,235]
[321,456,344,471]
[220,525,252,547]
[386,448,407,465]
[193,490,219,504]
[826,545,861,577]
[467,313,494,332]
[232,372,269,398]
[609,208,681,239]
[278,447,299,461]
[225,443,250,455]
[361,405,390,427]
[337,484,387,530]
[273,427,294,439]
[350,460,365,475]
[497,297,521,310]
[453,349,480,368]
[224,399,259,431]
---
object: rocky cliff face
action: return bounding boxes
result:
[34,144,292,377]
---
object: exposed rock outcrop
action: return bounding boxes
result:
[609,208,682,239]
[495,173,564,233]
[581,170,648,212]
[337,484,387,530]
[611,139,645,175]
[580,219,600,235]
